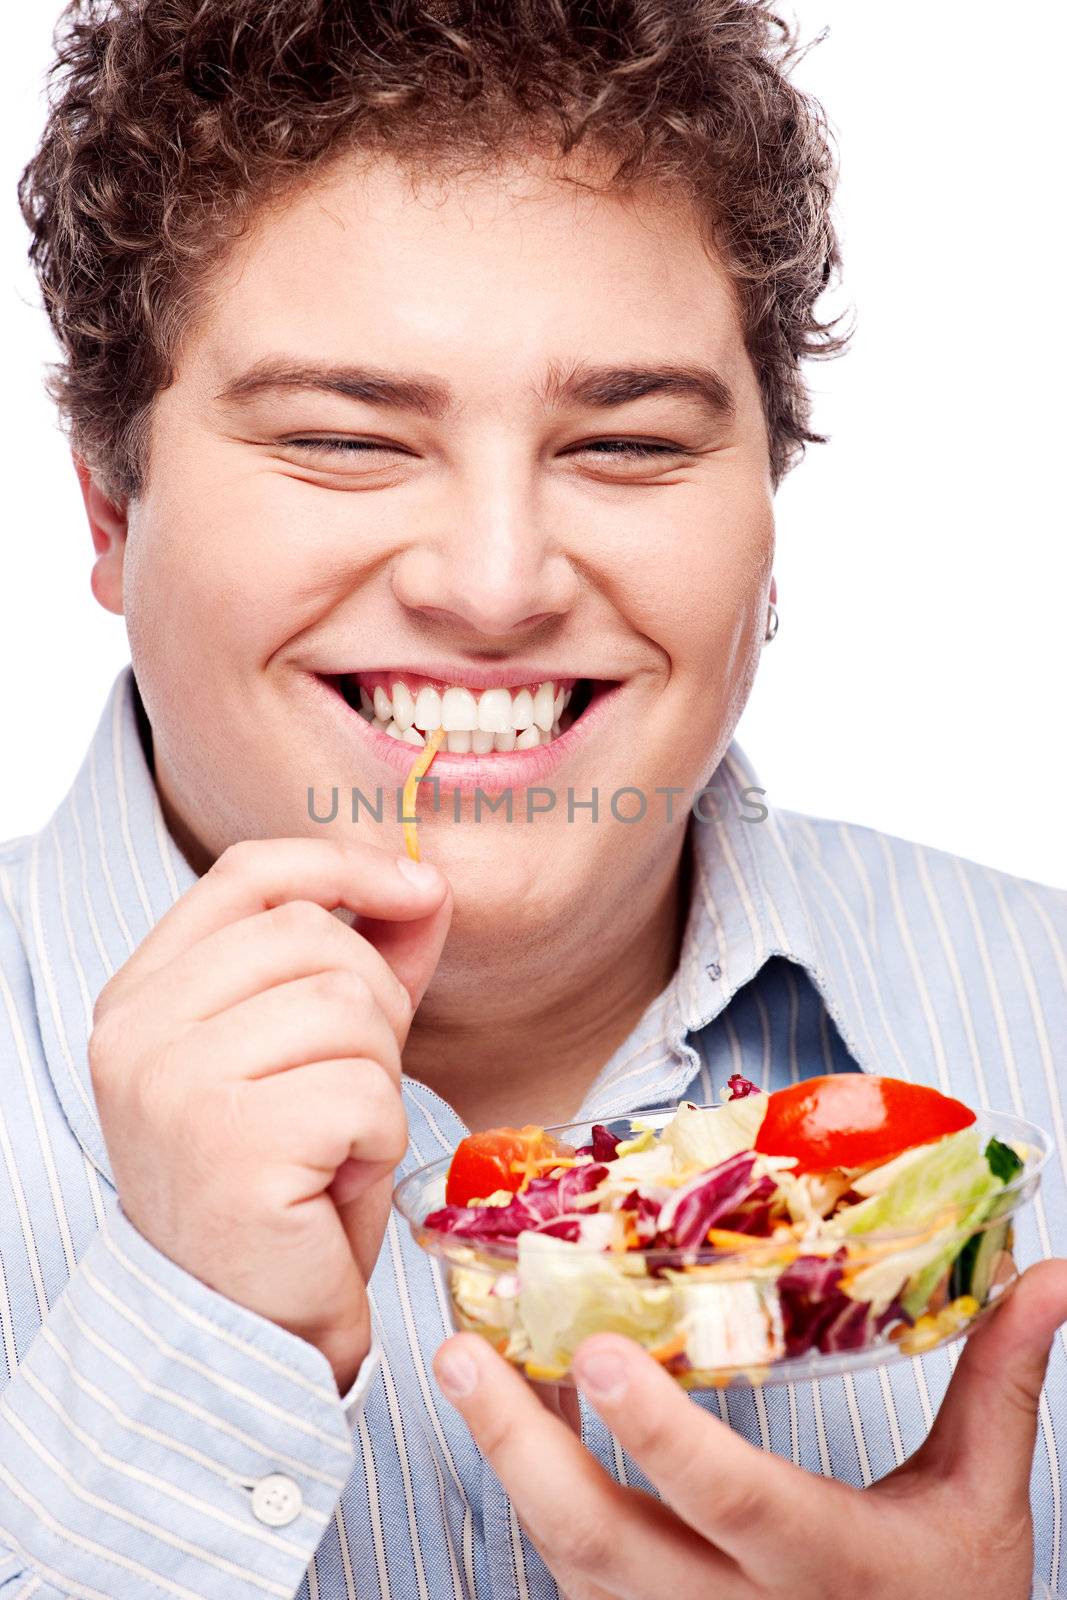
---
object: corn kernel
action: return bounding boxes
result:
[898,1314,944,1356]
[524,1361,568,1383]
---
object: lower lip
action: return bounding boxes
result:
[309,675,623,794]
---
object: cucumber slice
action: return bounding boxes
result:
[949,1218,1013,1302]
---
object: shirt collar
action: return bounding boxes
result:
[670,741,835,1041]
[571,746,888,1119]
[20,665,884,1181]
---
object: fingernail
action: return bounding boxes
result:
[436,1348,479,1399]
[396,856,442,891]
[573,1350,627,1403]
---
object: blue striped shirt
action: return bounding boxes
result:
[1,663,1065,1598]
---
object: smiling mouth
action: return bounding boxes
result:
[324,672,604,752]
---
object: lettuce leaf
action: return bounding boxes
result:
[450,1263,521,1337]
[832,1129,995,1237]
[832,1128,1003,1317]
[660,1095,769,1174]
[516,1232,674,1369]
[849,1141,936,1198]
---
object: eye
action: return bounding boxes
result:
[279,436,692,470]
[284,438,402,457]
[575,440,688,461]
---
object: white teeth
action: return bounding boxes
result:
[477,688,512,733]
[532,681,555,732]
[413,686,442,731]
[442,685,479,732]
[391,680,415,731]
[355,676,582,749]
[510,688,534,730]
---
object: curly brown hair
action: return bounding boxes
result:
[18,0,846,502]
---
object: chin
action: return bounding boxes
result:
[428,834,559,918]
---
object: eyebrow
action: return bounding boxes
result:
[213,357,735,422]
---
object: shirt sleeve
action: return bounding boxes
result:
[340,1336,382,1428]
[0,1197,368,1600]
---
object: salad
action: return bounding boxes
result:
[396,1074,1047,1386]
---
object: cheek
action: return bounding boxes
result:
[125,469,345,671]
[647,497,773,773]
[657,507,773,679]
[124,512,259,670]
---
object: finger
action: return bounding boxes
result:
[433,1333,738,1600]
[249,1057,408,1193]
[248,1057,409,1281]
[917,1256,1067,1501]
[516,1520,621,1600]
[118,900,415,1045]
[571,1333,830,1581]
[99,837,448,1003]
[184,969,403,1084]
[350,873,453,1020]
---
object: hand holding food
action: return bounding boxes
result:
[90,836,452,1392]
[433,1252,1067,1600]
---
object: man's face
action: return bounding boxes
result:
[115,149,774,934]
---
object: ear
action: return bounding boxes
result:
[769,573,777,606]
[74,453,129,616]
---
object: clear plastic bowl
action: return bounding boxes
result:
[393,1104,1049,1389]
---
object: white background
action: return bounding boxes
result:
[2,4,1064,886]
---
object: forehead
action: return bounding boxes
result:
[192,148,750,400]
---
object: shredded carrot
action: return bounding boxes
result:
[485,1128,550,1191]
[647,1331,688,1364]
[705,1228,770,1252]
[513,1155,582,1173]
[402,729,445,862]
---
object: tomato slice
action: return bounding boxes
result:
[444,1125,567,1207]
[752,1075,975,1175]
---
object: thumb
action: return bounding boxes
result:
[920,1257,1067,1498]
[355,864,454,1039]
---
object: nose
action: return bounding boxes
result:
[390,460,578,640]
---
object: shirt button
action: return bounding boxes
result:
[251,1473,303,1527]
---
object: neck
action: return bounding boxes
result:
[402,828,692,1131]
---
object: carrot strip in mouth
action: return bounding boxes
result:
[402,728,445,862]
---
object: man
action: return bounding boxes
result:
[3,2,1065,1596]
